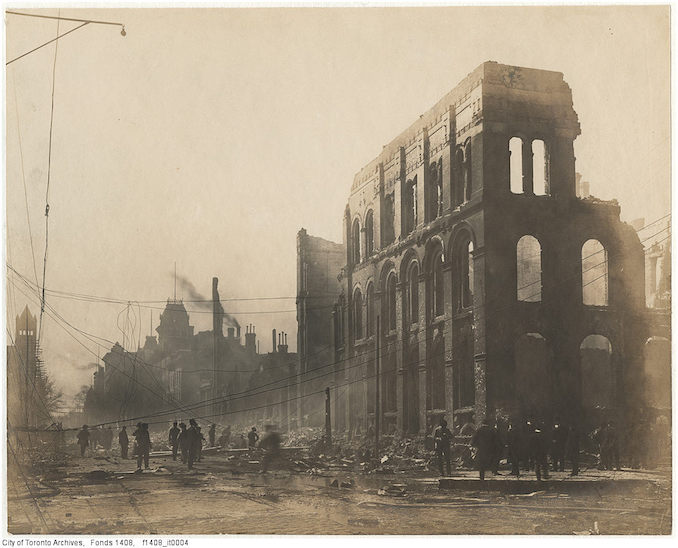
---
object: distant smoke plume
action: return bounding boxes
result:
[175,274,240,328]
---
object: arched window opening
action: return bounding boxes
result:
[408,263,419,325]
[455,238,474,311]
[428,160,443,220]
[366,284,374,337]
[432,252,445,318]
[382,194,395,247]
[365,210,374,256]
[582,239,608,306]
[453,148,465,208]
[386,273,397,332]
[352,219,361,265]
[405,176,417,234]
[532,140,548,195]
[580,335,613,409]
[352,288,363,341]
[464,140,472,202]
[517,235,542,302]
[509,137,523,194]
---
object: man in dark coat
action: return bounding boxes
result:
[602,420,621,471]
[259,424,282,473]
[565,424,580,476]
[550,418,568,472]
[169,422,180,461]
[208,424,216,447]
[248,427,259,449]
[187,419,201,469]
[133,422,151,471]
[76,425,90,457]
[177,423,189,464]
[507,422,521,476]
[530,421,550,481]
[433,418,453,477]
[472,419,497,480]
[118,426,129,459]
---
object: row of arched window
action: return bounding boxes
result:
[349,140,473,265]
[516,235,609,306]
[351,235,475,340]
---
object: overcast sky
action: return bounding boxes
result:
[4,6,670,401]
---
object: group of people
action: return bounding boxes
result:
[433,416,583,480]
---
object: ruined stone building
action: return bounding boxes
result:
[298,61,668,437]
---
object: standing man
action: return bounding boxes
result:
[208,424,216,447]
[433,418,453,477]
[248,426,259,450]
[195,424,205,462]
[177,423,189,464]
[507,422,521,477]
[133,422,151,471]
[565,424,580,476]
[104,427,114,452]
[471,419,496,481]
[259,424,282,473]
[550,417,568,473]
[168,421,180,461]
[118,426,129,459]
[76,425,90,457]
[187,419,201,469]
[604,420,621,471]
[530,421,550,481]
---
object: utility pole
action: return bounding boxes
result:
[325,386,332,447]
[25,315,30,428]
[375,315,380,457]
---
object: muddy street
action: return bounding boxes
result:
[7,448,671,535]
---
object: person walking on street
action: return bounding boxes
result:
[209,424,216,447]
[77,425,90,457]
[472,419,497,481]
[118,426,129,459]
[169,422,180,461]
[433,418,453,477]
[133,422,151,471]
[259,424,282,473]
[248,427,259,449]
[196,425,205,461]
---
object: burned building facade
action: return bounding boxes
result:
[300,62,663,437]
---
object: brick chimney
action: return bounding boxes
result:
[245,324,256,355]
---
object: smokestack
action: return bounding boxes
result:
[272,329,277,353]
[279,331,289,354]
[245,324,256,354]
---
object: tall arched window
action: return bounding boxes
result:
[352,219,361,264]
[428,160,443,221]
[455,237,474,311]
[382,194,395,247]
[352,287,363,340]
[509,137,523,194]
[532,139,548,195]
[405,176,417,234]
[517,235,542,302]
[408,262,419,325]
[365,210,374,256]
[454,148,466,208]
[463,139,472,202]
[582,239,608,306]
[432,251,445,318]
[386,273,397,332]
[366,283,374,337]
